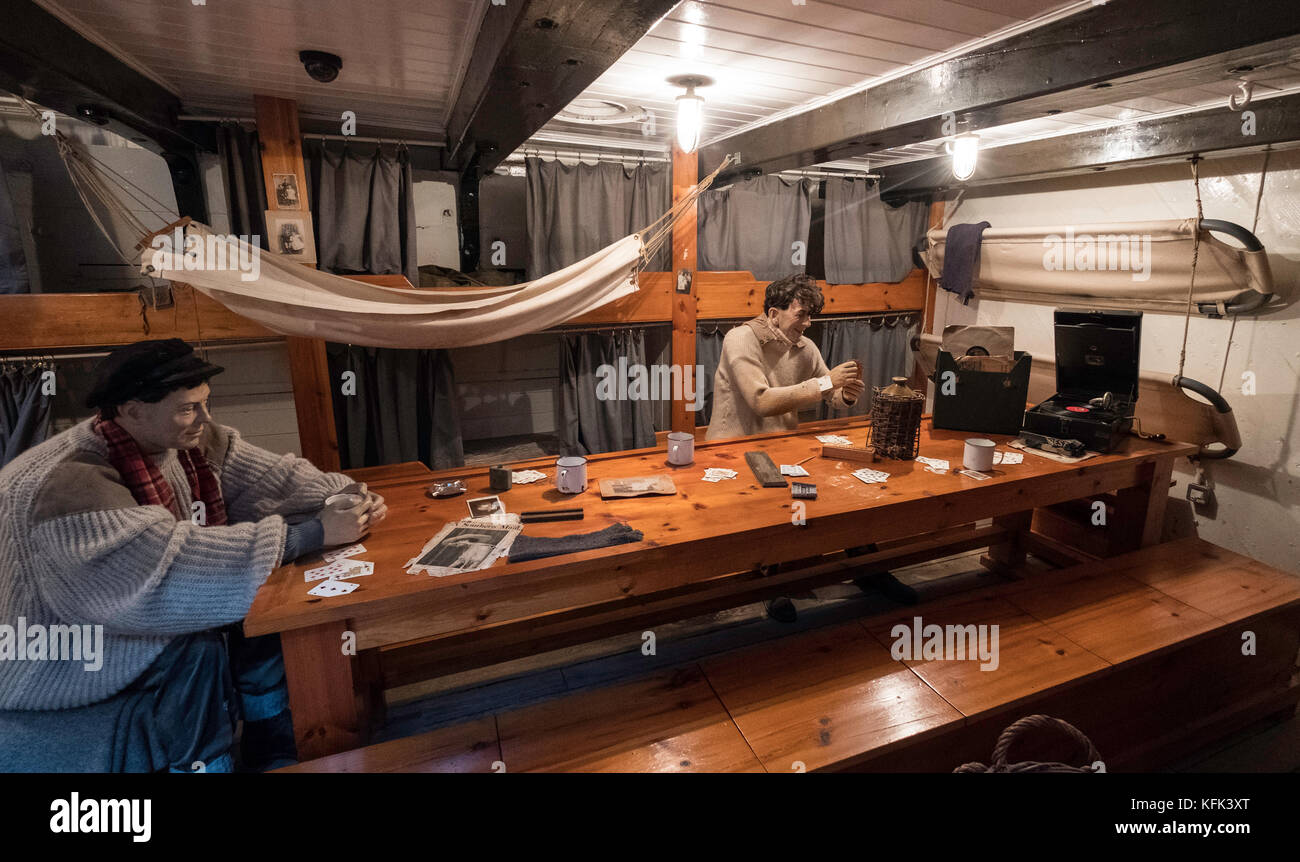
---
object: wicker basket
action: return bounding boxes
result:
[866,376,924,460]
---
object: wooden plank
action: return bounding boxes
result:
[860,593,1110,718]
[694,269,926,319]
[564,271,673,325]
[700,622,962,772]
[1004,569,1221,665]
[254,95,309,214]
[0,284,276,350]
[253,94,338,471]
[495,665,764,772]
[671,144,698,434]
[277,715,499,774]
[1110,456,1176,552]
[278,621,365,762]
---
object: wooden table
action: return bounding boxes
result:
[245,420,1195,760]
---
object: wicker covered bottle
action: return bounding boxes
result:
[867,376,924,459]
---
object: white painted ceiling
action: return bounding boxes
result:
[28,0,1300,173]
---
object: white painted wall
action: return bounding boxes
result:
[936,149,1300,573]
[413,180,460,269]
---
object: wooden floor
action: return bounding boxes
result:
[281,537,1300,773]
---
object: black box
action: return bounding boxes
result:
[932,350,1033,436]
[1021,309,1142,453]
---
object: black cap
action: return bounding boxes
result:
[84,339,225,412]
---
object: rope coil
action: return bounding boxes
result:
[954,714,1103,773]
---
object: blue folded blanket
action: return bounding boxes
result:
[940,221,991,305]
[508,523,643,563]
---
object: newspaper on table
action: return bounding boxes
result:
[405,513,521,577]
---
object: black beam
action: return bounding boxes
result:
[0,0,201,154]
[458,161,481,273]
[879,92,1300,194]
[445,0,678,173]
[699,0,1300,179]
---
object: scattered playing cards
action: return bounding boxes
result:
[992,451,1023,465]
[305,559,373,583]
[852,468,890,484]
[816,434,854,446]
[307,578,358,597]
[511,469,546,484]
[780,464,810,477]
[323,543,366,563]
[957,469,993,481]
[702,467,738,483]
[915,457,950,473]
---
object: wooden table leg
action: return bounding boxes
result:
[280,620,365,761]
[982,510,1033,575]
[1109,456,1176,554]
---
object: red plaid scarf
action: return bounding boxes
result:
[92,416,228,526]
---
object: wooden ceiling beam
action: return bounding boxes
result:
[879,92,1300,194]
[444,0,678,173]
[699,0,1300,180]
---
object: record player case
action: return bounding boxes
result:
[1022,309,1143,453]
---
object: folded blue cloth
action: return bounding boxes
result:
[508,523,643,563]
[940,221,991,305]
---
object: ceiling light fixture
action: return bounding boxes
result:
[667,74,713,154]
[946,132,980,181]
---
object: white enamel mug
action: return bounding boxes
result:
[667,431,694,466]
[963,438,997,472]
[556,456,588,493]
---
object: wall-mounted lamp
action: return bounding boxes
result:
[946,132,979,181]
[667,74,713,154]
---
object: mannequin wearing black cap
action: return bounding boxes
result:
[0,339,385,773]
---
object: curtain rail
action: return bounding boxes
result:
[0,338,284,363]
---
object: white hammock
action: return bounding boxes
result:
[142,222,646,348]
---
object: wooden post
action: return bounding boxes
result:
[253,95,340,471]
[908,198,945,397]
[671,144,699,434]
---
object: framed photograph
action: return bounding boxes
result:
[272,172,302,208]
[265,209,317,264]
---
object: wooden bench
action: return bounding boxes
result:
[278,537,1300,772]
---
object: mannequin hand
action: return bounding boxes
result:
[842,378,866,403]
[829,360,862,389]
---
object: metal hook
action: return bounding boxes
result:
[1228,80,1254,111]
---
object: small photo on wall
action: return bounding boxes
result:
[273,172,302,208]
[265,209,317,264]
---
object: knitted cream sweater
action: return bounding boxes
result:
[706,316,854,440]
[0,417,350,710]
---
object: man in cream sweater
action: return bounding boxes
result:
[707,273,863,441]
[0,339,385,772]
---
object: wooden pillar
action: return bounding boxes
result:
[670,144,699,434]
[908,198,946,397]
[253,95,340,471]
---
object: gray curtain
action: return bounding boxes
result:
[557,329,658,455]
[308,143,418,286]
[0,363,53,467]
[214,124,267,248]
[823,178,928,284]
[525,157,669,279]
[0,157,29,294]
[695,322,736,427]
[815,316,918,420]
[698,175,811,281]
[325,344,464,470]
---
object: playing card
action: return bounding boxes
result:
[308,578,359,597]
[957,469,993,481]
[852,468,890,484]
[816,434,854,446]
[992,451,1023,465]
[323,544,366,563]
[334,561,374,580]
[780,464,810,476]
[304,559,364,582]
[915,457,949,472]
[511,469,547,484]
